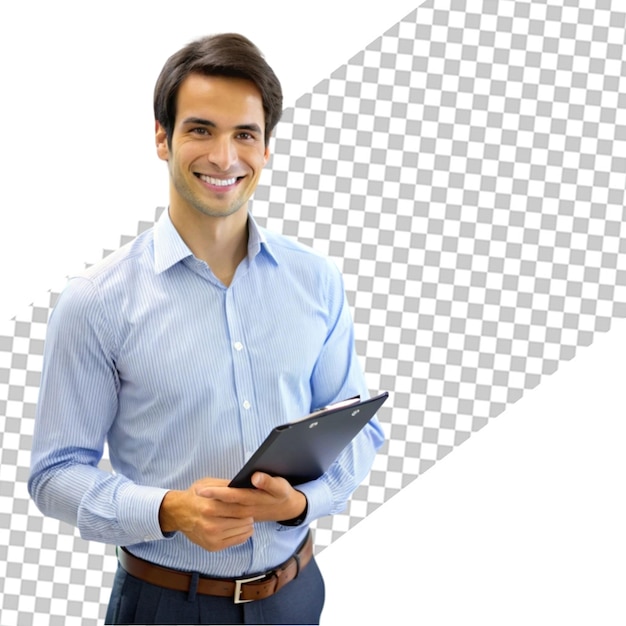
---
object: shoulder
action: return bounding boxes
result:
[81,228,155,286]
[258,228,347,316]
[52,229,155,323]
[261,228,342,281]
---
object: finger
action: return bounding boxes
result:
[196,495,254,520]
[216,529,253,550]
[206,515,255,535]
[196,485,247,502]
[251,472,289,497]
[191,517,255,552]
[212,525,255,550]
[251,472,268,489]
[196,485,272,507]
[193,477,231,491]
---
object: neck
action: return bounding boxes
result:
[169,204,249,287]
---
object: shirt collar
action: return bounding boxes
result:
[247,212,278,265]
[153,208,277,274]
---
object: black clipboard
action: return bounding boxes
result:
[229,391,388,488]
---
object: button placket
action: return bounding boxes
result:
[225,288,258,461]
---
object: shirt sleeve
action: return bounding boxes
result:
[286,262,386,525]
[28,277,169,546]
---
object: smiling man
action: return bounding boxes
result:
[28,34,384,625]
[158,73,270,287]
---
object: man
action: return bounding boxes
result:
[28,33,384,625]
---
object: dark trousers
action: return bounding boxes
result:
[104,556,325,625]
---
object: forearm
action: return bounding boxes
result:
[29,461,168,546]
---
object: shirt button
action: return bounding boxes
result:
[234,341,244,351]
[243,400,251,410]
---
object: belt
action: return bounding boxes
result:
[117,532,313,604]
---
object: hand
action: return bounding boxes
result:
[158,474,307,553]
[158,477,255,552]
[196,472,308,524]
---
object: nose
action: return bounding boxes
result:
[207,135,237,171]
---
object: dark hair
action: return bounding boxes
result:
[154,33,283,147]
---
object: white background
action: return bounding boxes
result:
[319,318,626,625]
[0,0,419,323]
[1,2,624,625]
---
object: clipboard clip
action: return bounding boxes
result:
[313,395,361,414]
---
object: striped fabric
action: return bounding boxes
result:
[28,209,384,577]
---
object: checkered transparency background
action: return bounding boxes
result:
[2,0,626,623]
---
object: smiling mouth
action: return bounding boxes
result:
[196,174,241,187]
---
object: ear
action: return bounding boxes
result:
[263,144,270,167]
[155,121,169,161]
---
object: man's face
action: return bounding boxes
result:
[156,73,270,220]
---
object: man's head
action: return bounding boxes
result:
[154,33,283,148]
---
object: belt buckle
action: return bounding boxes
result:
[233,573,266,604]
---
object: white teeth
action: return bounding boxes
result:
[199,174,237,186]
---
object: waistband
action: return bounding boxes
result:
[117,531,313,604]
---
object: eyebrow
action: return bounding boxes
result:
[181,117,263,135]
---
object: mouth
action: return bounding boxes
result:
[195,173,242,189]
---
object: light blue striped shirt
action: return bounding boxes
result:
[29,209,384,576]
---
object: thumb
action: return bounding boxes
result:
[251,472,272,491]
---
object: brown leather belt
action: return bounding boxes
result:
[117,532,313,604]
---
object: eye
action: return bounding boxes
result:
[191,127,210,136]
[237,132,254,141]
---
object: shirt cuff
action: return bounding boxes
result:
[117,483,172,543]
[289,479,335,526]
